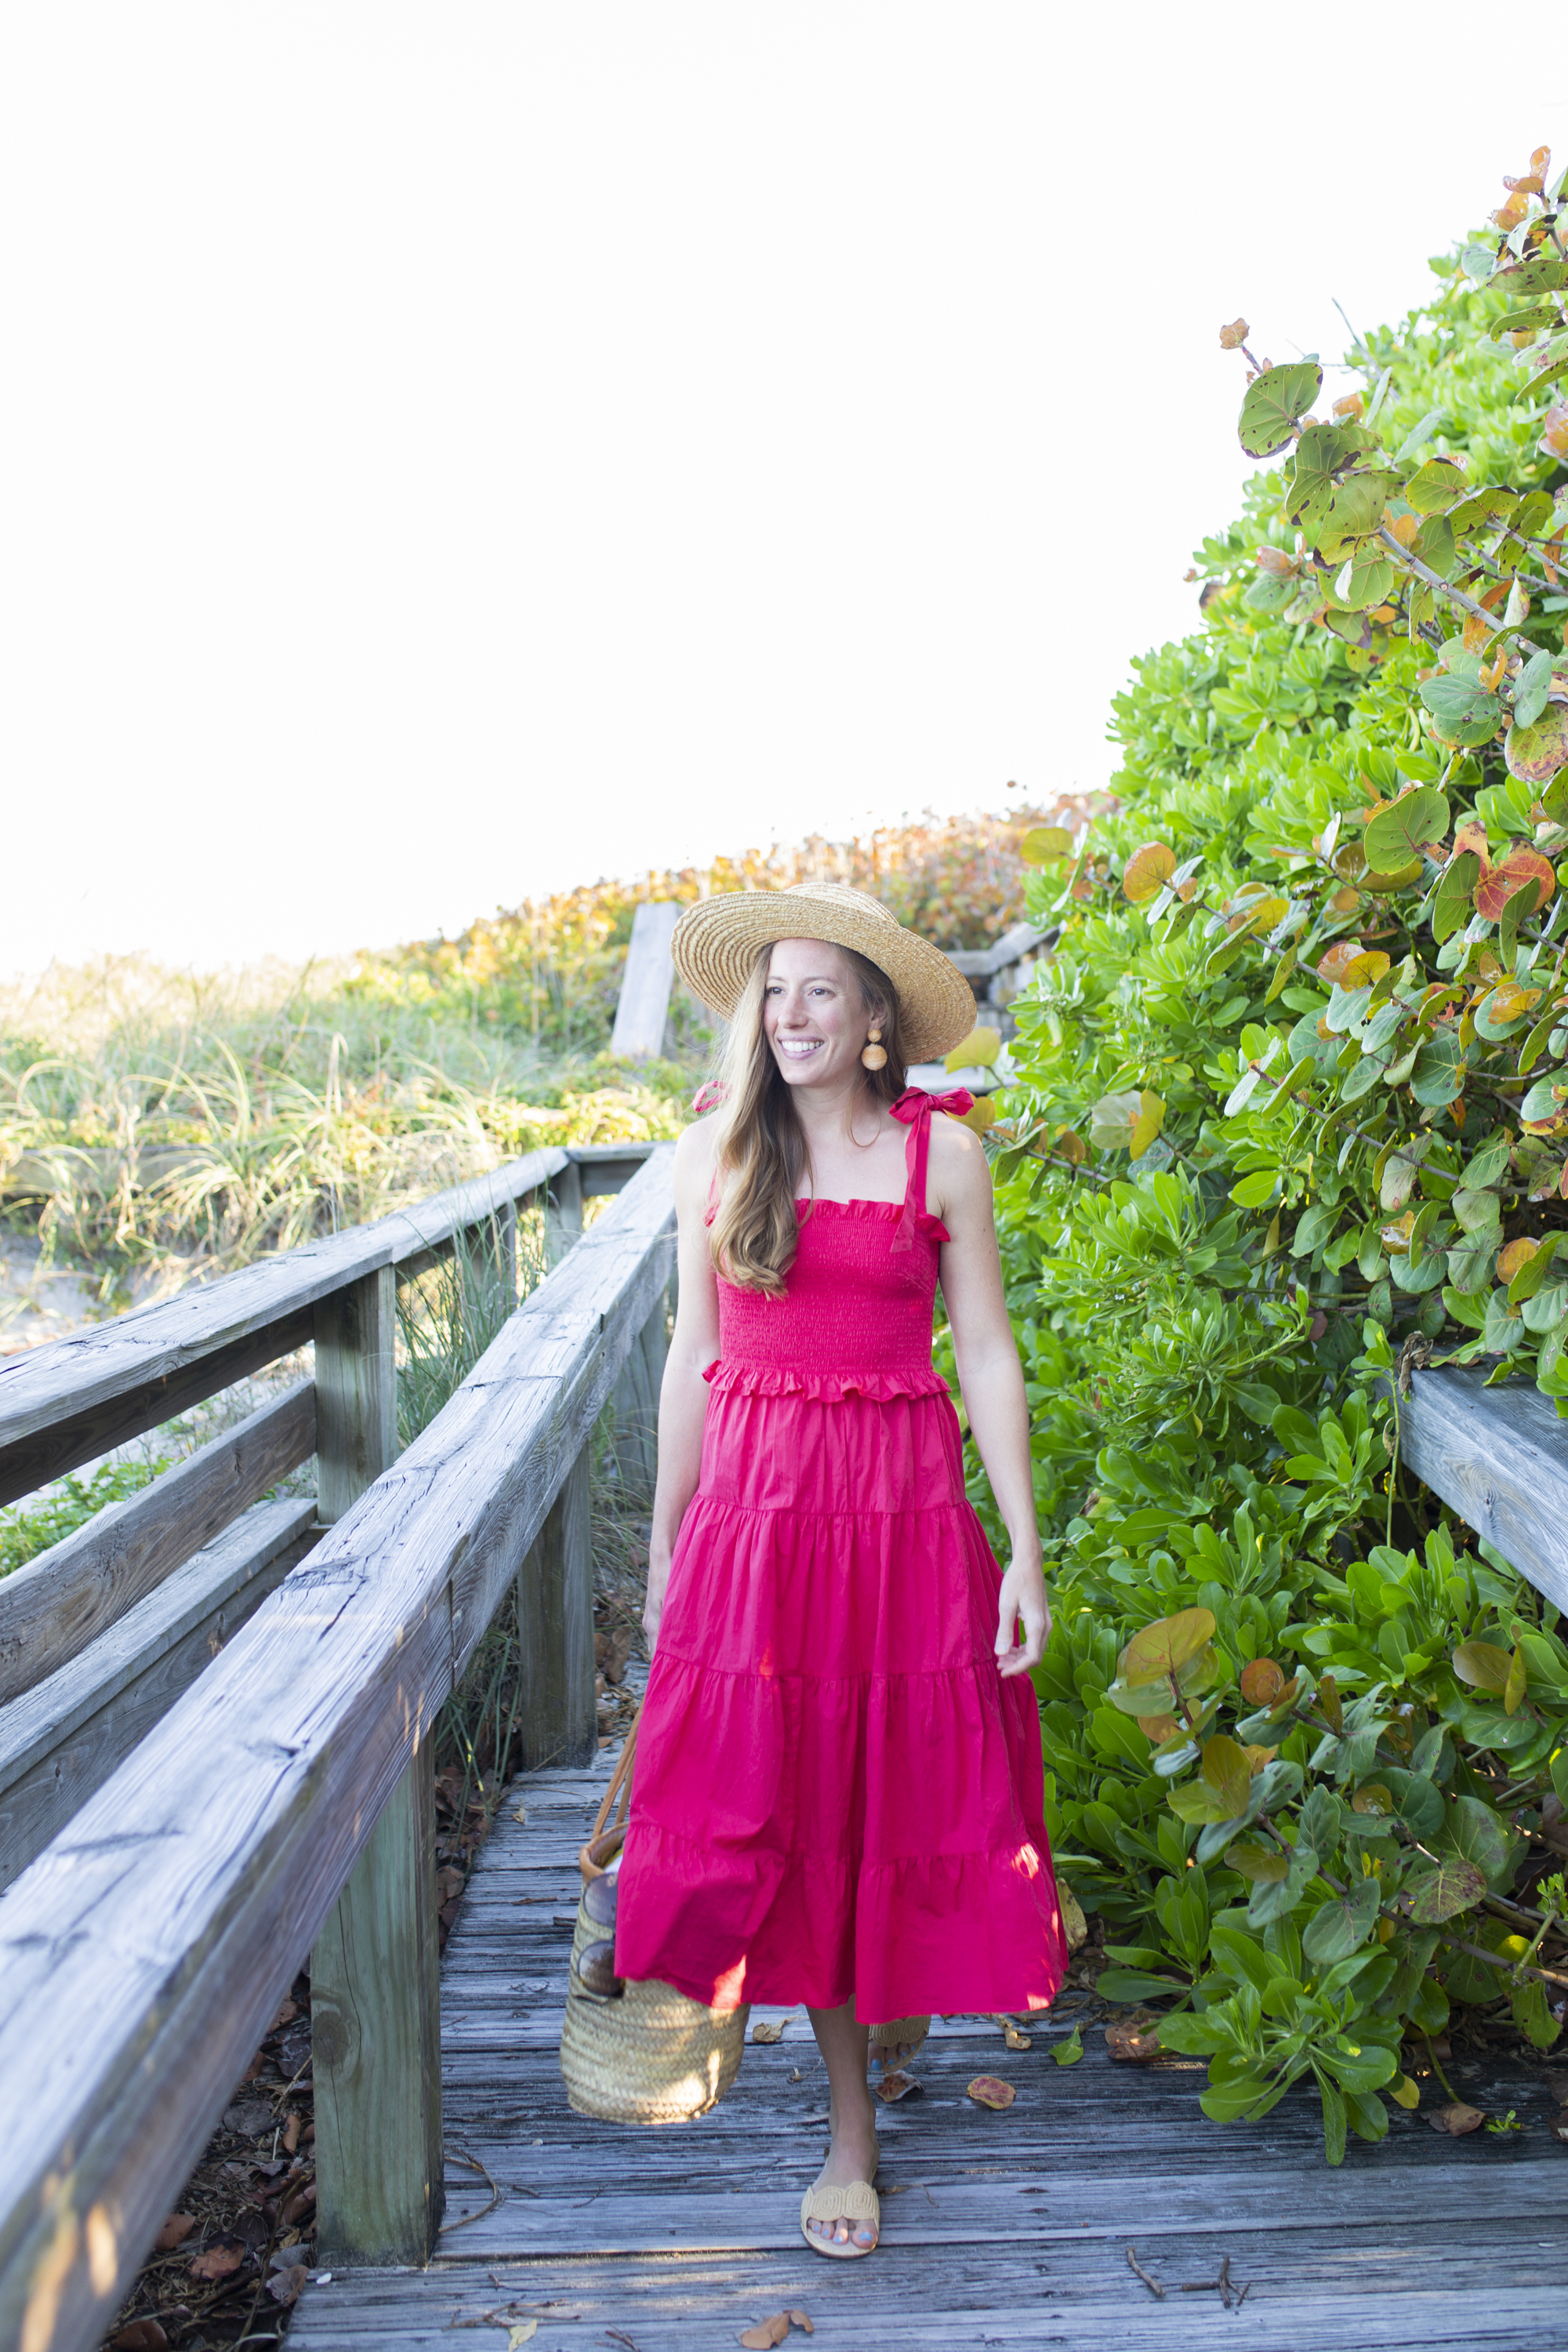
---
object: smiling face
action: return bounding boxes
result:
[762,936,882,1092]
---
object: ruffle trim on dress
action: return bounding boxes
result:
[793,1194,950,1244]
[702,1358,953,1403]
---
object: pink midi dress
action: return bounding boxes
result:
[613,1087,1069,2024]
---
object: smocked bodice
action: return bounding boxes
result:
[706,1088,971,1405]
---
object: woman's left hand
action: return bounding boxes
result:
[994,1555,1051,1677]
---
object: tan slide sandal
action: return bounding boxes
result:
[800,2180,880,2258]
[869,2014,930,2065]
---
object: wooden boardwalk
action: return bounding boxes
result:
[289,1737,1567,2352]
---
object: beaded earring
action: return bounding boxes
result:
[861,1024,887,1072]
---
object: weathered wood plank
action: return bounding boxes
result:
[0,1497,318,1888]
[609,899,681,1060]
[0,1147,569,1504]
[314,1269,397,1526]
[313,1744,444,2266]
[0,1307,317,1511]
[0,1152,675,2352]
[1392,1364,1568,1611]
[514,1450,594,1771]
[284,2266,1568,2352]
[0,1378,315,1705]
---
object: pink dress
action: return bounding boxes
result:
[614,1088,1068,2023]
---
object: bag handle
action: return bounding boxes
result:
[585,1712,639,1853]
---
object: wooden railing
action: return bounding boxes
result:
[1392,1363,1567,1615]
[0,1141,676,2352]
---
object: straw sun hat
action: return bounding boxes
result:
[671,883,977,1064]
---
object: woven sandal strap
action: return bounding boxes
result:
[802,2182,879,2223]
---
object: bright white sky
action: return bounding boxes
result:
[2,6,1565,975]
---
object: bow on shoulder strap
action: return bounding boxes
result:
[888,1085,975,1250]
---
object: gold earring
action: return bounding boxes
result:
[861,1024,887,1071]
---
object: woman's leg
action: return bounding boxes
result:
[804,1999,880,2250]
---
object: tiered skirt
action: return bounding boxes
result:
[613,1368,1069,2022]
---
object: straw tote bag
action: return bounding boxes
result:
[558,1708,750,2124]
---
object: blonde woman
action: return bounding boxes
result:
[614,884,1067,2259]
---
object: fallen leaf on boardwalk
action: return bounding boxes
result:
[267,2265,309,2307]
[738,2317,790,2349]
[1546,2073,1568,2103]
[507,2327,540,2349]
[513,1804,528,1825]
[750,2020,784,2043]
[1548,2118,1568,2145]
[1105,2020,1162,2063]
[153,2213,195,2251]
[1428,2103,1486,2136]
[966,2076,1017,2109]
[1053,2027,1084,2067]
[111,2326,169,2350]
[876,2070,923,2102]
[994,2014,1033,2050]
[787,2315,815,2335]
[188,2236,247,2281]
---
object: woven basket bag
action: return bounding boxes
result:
[558,1709,750,2125]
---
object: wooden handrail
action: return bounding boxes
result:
[1388,1363,1568,1615]
[0,1146,677,2350]
[0,1145,572,1505]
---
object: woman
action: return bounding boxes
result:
[614,881,1067,2259]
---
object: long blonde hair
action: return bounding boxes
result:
[707,941,907,1294]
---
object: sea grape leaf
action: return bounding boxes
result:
[1201,1733,1254,1817]
[1437,1793,1511,1885]
[1240,361,1323,459]
[1431,851,1480,941]
[1410,1033,1465,1107]
[1504,702,1568,786]
[1020,825,1073,865]
[1418,674,1501,746]
[1452,1639,1511,1693]
[1318,470,1399,560]
[1363,788,1448,869]
[1404,1857,1487,1923]
[1334,551,1396,611]
[1122,841,1177,902]
[1120,1608,1215,1682]
[1301,1875,1380,1962]
[1403,457,1470,514]
[1475,848,1556,920]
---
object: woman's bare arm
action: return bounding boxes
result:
[929,1116,1051,1676]
[644,1120,723,1649]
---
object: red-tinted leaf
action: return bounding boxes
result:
[1475,848,1555,921]
[966,2074,1018,2108]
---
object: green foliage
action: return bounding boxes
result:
[0,1456,166,1579]
[979,158,1568,2162]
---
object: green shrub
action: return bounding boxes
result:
[978,154,1568,2159]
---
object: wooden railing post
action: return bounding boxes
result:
[313,1267,396,1525]
[310,1265,445,2263]
[610,1290,666,1499]
[544,1159,584,1265]
[514,1447,594,1769]
[310,1738,444,2265]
